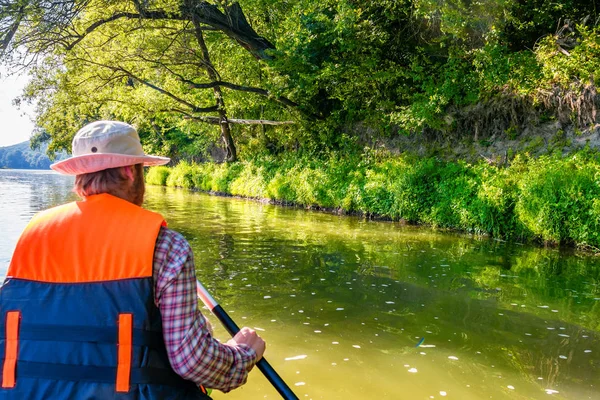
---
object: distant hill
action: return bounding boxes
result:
[0,141,68,170]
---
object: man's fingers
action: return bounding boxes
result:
[229,327,266,361]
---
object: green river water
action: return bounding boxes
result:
[1,169,599,399]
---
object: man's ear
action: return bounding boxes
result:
[122,165,135,182]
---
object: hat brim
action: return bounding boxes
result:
[50,153,171,176]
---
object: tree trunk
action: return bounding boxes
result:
[192,19,237,162]
[1,6,24,54]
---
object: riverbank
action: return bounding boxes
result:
[147,149,600,250]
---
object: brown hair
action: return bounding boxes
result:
[74,164,145,205]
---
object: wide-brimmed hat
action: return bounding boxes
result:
[50,121,170,175]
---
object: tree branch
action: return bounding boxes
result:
[188,79,319,118]
[182,0,275,60]
[66,11,186,50]
[181,114,296,125]
[166,108,295,125]
[65,2,275,60]
[122,55,305,114]
[73,57,220,113]
[118,67,219,113]
[180,79,300,108]
[226,118,296,125]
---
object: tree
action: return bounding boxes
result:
[1,0,299,161]
[3,0,598,160]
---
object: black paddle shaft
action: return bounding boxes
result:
[211,304,300,400]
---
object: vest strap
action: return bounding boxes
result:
[0,323,164,348]
[2,311,20,389]
[7,361,193,388]
[116,313,133,392]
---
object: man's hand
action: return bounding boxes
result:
[227,327,266,363]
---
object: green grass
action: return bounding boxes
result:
[146,150,600,248]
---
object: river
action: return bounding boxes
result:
[1,169,599,400]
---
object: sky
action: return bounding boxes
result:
[0,65,36,147]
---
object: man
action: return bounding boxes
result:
[0,121,265,399]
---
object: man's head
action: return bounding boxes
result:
[50,121,170,205]
[74,164,145,206]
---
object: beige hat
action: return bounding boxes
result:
[50,121,170,175]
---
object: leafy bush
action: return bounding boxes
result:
[427,162,481,231]
[190,163,215,192]
[390,158,443,223]
[209,163,244,193]
[146,166,171,186]
[514,153,600,245]
[475,164,526,239]
[165,162,197,189]
[266,171,297,203]
[229,163,268,198]
[151,149,600,248]
[535,26,600,87]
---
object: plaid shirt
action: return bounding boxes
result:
[153,226,257,392]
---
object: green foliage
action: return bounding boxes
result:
[229,163,268,198]
[535,26,600,86]
[165,162,197,189]
[513,153,600,246]
[8,0,296,161]
[472,41,542,95]
[500,0,597,51]
[265,171,296,203]
[426,162,481,230]
[7,0,600,157]
[208,163,244,193]
[264,0,599,137]
[150,149,600,248]
[145,166,171,186]
[475,164,525,238]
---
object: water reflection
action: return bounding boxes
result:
[145,185,600,400]
[1,172,599,399]
[0,170,76,275]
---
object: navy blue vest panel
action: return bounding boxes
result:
[0,380,204,400]
[0,278,211,400]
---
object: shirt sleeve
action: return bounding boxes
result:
[153,227,258,392]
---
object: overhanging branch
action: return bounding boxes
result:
[186,80,300,108]
[167,109,295,125]
[66,11,184,50]
[226,118,295,125]
[64,2,275,60]
[72,56,219,113]
[184,115,295,125]
[110,66,218,113]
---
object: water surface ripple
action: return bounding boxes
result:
[2,170,599,399]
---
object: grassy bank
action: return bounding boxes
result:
[147,151,600,249]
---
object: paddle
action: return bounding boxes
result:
[195,279,300,400]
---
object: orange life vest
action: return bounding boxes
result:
[0,193,209,399]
